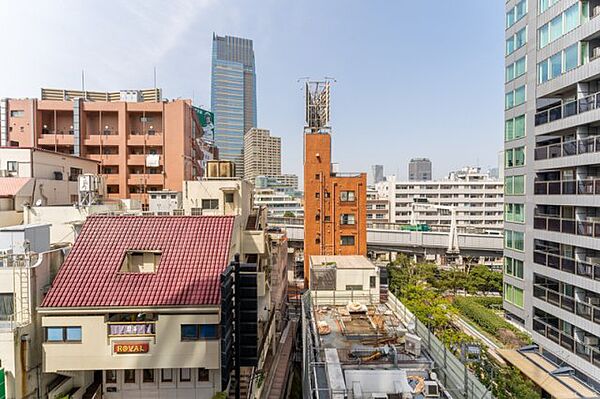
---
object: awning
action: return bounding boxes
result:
[0,177,34,197]
[498,349,598,399]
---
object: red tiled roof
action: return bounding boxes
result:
[0,177,34,197]
[41,215,235,308]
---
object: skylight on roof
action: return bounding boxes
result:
[120,250,162,273]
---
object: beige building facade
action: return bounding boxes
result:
[243,128,281,181]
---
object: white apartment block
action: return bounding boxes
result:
[376,167,503,230]
[243,128,281,181]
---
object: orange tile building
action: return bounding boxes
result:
[1,88,214,206]
[303,131,367,282]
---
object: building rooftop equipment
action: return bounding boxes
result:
[41,215,234,308]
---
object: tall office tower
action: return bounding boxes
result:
[408,158,432,181]
[503,1,600,393]
[211,34,257,177]
[371,164,384,185]
[0,88,211,207]
[243,128,281,181]
[303,81,367,284]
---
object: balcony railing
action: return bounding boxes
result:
[107,321,156,337]
[534,179,600,195]
[533,250,600,281]
[533,317,600,368]
[535,91,600,126]
[535,137,600,161]
[534,284,600,325]
[534,215,600,238]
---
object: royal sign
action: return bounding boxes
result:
[113,342,149,354]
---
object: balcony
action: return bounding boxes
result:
[107,321,156,337]
[37,133,75,146]
[532,317,600,368]
[535,137,600,161]
[534,179,600,195]
[534,215,600,238]
[534,284,600,325]
[127,174,163,186]
[83,132,121,146]
[127,131,163,146]
[535,91,600,126]
[87,153,120,165]
[533,250,600,281]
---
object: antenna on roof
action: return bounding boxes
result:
[81,69,85,93]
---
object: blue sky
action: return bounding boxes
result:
[0,0,505,180]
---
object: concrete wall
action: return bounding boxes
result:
[42,312,221,372]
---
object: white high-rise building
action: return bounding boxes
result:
[243,128,281,181]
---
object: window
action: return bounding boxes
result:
[505,175,525,195]
[539,0,559,14]
[181,324,218,341]
[180,368,191,382]
[505,257,524,279]
[198,368,210,382]
[314,174,320,180]
[225,193,234,203]
[6,161,17,173]
[538,4,581,48]
[506,56,527,82]
[340,191,356,202]
[505,203,525,223]
[505,146,525,168]
[505,85,526,110]
[504,283,524,308]
[506,27,527,56]
[10,110,24,117]
[124,370,136,384]
[120,250,161,273]
[340,235,355,246]
[369,276,376,288]
[507,0,527,28]
[505,230,524,251]
[538,43,581,83]
[201,199,218,209]
[0,294,13,321]
[505,115,526,141]
[340,214,355,225]
[324,216,330,222]
[315,192,320,198]
[105,370,117,384]
[45,327,82,342]
[143,369,155,383]
[191,207,202,216]
[161,369,173,383]
[345,285,363,291]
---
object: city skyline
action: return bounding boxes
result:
[0,0,504,180]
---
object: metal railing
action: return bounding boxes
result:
[533,250,600,281]
[533,284,600,325]
[534,178,600,195]
[534,137,600,160]
[535,91,600,126]
[533,215,600,238]
[107,321,156,337]
[532,317,600,368]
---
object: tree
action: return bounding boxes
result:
[282,211,296,218]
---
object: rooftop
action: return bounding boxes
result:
[310,255,376,270]
[0,177,33,197]
[41,215,234,309]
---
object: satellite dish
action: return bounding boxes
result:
[35,199,43,207]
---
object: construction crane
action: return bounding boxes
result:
[409,198,459,254]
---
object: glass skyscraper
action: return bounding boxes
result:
[211,34,257,177]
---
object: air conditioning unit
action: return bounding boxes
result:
[584,336,599,346]
[424,381,440,398]
[405,333,422,357]
[53,171,63,181]
[593,47,600,60]
[589,297,600,306]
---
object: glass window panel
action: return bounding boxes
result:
[65,327,81,341]
[505,119,514,141]
[161,369,173,382]
[506,37,515,55]
[516,27,527,48]
[550,53,562,79]
[106,370,117,384]
[181,324,198,340]
[514,115,526,138]
[507,8,516,28]
[564,4,580,33]
[505,230,513,248]
[124,370,136,384]
[505,91,515,109]
[515,56,527,76]
[514,175,525,194]
[46,328,64,342]
[180,368,191,382]
[516,0,527,20]
[200,325,218,339]
[539,60,549,83]
[514,86,526,106]
[515,147,525,166]
[514,288,524,308]
[549,14,563,42]
[506,63,515,82]
[506,150,514,168]
[539,24,549,48]
[198,368,210,382]
[564,43,578,71]
[505,176,514,195]
[515,260,524,278]
[505,257,514,274]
